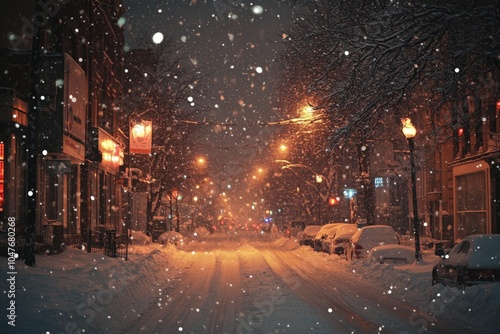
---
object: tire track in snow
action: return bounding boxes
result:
[125,250,216,333]
[261,248,378,333]
[236,244,335,333]
[126,249,245,334]
[203,251,243,334]
[262,249,471,334]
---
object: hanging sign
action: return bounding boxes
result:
[130,120,152,154]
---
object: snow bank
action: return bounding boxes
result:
[130,230,151,245]
[343,250,500,332]
[193,226,211,237]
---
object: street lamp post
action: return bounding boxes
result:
[125,115,136,261]
[402,118,422,262]
[316,175,323,224]
[275,160,325,224]
[125,115,152,260]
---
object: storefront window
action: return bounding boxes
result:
[457,171,486,211]
[0,134,27,223]
[457,212,487,240]
[456,171,487,239]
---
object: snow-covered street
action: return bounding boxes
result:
[1,1,499,334]
[1,232,499,333]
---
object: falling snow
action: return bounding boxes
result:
[1,1,499,333]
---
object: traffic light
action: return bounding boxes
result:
[328,196,340,206]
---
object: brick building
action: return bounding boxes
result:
[0,0,127,254]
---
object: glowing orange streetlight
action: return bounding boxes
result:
[196,156,206,166]
[401,118,416,139]
[300,104,314,119]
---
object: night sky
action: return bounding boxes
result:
[124,0,294,186]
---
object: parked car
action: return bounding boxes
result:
[299,225,322,247]
[320,224,344,253]
[367,244,415,264]
[158,231,184,246]
[345,225,400,260]
[323,224,359,255]
[432,234,500,288]
[313,223,343,252]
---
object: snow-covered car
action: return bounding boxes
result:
[158,231,184,246]
[313,223,343,252]
[319,224,345,253]
[432,234,500,288]
[323,224,359,255]
[367,244,415,264]
[298,225,322,247]
[345,225,400,260]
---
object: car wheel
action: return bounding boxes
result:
[456,276,466,290]
[431,269,440,286]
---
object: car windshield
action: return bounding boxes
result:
[468,235,500,268]
[303,225,321,235]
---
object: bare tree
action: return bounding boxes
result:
[282,0,500,145]
[276,0,500,224]
[121,35,210,233]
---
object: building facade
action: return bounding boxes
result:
[448,98,500,240]
[416,85,500,243]
[368,91,499,245]
[35,0,126,250]
[0,0,126,254]
[0,88,29,244]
